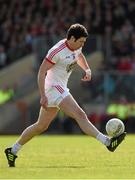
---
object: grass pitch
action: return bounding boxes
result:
[0,134,134,179]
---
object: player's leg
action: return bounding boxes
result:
[5,106,59,167]
[59,94,110,145]
[16,107,59,145]
[59,94,126,151]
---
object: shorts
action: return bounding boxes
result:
[45,85,70,107]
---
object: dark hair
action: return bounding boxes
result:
[66,23,88,40]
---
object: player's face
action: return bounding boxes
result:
[73,37,87,50]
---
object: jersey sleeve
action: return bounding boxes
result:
[46,48,59,64]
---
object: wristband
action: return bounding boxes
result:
[85,69,91,74]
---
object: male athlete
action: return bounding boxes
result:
[5,24,126,167]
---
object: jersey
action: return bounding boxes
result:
[45,39,82,88]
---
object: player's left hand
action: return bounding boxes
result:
[81,71,91,81]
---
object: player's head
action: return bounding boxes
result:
[67,24,88,40]
[66,24,88,50]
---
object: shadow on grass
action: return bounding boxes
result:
[1,165,87,169]
[33,165,86,169]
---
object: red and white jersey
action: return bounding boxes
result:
[45,39,82,88]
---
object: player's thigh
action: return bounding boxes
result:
[37,106,59,126]
[59,95,86,120]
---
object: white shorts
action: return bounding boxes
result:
[45,85,70,107]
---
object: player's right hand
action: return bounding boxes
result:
[40,95,48,109]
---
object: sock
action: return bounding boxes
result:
[96,133,110,146]
[11,142,22,155]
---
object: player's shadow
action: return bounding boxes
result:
[34,165,86,169]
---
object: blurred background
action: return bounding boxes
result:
[0,0,135,135]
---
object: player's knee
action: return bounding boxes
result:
[35,122,49,133]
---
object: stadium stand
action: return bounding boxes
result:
[0,0,135,134]
[0,0,134,68]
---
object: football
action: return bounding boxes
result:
[106,118,125,137]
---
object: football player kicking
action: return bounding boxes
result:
[5,23,126,167]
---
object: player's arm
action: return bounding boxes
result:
[77,52,91,81]
[38,59,54,108]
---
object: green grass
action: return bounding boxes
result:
[0,135,134,179]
